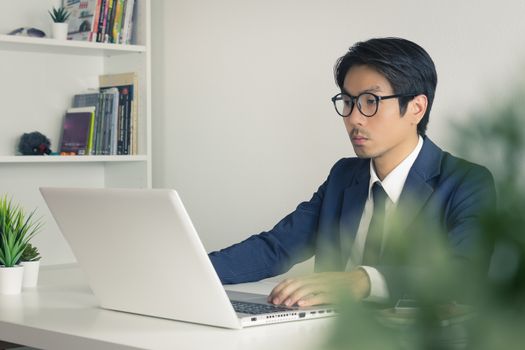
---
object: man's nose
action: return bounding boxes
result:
[345,105,366,127]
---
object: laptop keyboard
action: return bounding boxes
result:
[231,300,293,315]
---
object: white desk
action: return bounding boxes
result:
[0,265,334,350]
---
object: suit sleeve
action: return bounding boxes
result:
[376,165,497,304]
[208,181,327,284]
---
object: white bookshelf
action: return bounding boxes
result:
[0,34,146,55]
[0,0,152,265]
[0,155,148,163]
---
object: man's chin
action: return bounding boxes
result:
[352,147,373,159]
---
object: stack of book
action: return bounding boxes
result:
[65,0,136,44]
[59,72,138,156]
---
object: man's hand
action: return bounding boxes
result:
[267,268,371,307]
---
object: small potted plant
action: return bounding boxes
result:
[0,196,42,294]
[48,6,71,40]
[20,243,41,288]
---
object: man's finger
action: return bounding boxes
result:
[269,278,305,304]
[268,278,297,303]
[281,283,319,307]
[268,272,344,305]
[286,280,337,307]
[297,292,331,307]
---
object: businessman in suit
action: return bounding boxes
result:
[208,37,496,306]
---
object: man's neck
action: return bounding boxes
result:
[372,135,421,181]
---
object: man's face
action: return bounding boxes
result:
[342,65,420,167]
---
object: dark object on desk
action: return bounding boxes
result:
[394,298,419,313]
[18,131,52,155]
[7,27,46,38]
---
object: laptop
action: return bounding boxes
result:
[40,187,336,329]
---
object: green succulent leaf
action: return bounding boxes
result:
[0,195,43,267]
[49,6,71,23]
[21,243,41,262]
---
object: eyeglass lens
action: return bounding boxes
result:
[334,93,378,117]
[27,28,45,38]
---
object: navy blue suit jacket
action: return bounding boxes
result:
[209,138,496,301]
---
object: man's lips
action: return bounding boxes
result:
[351,135,368,145]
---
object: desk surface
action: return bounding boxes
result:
[0,265,334,350]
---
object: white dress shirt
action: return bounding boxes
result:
[345,136,424,302]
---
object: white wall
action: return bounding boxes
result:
[151,0,525,275]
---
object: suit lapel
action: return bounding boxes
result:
[339,160,370,264]
[390,137,443,237]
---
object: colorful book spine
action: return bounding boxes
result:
[120,0,135,44]
[89,0,102,41]
[97,0,109,42]
[87,109,95,153]
[72,92,101,155]
[65,0,134,43]
[60,107,96,155]
[103,0,115,43]
[112,0,125,44]
[99,72,138,155]
[99,88,120,154]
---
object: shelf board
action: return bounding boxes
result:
[0,34,146,56]
[0,155,148,163]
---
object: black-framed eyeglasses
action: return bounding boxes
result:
[7,27,46,38]
[331,92,417,118]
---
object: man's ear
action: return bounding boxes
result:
[409,94,428,125]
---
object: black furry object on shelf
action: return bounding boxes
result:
[18,131,52,155]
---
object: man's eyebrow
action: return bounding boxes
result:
[342,85,382,95]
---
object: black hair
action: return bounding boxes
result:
[334,37,437,136]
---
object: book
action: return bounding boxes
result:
[68,73,137,156]
[104,0,115,43]
[99,72,138,154]
[72,91,102,155]
[112,0,125,43]
[96,0,109,42]
[120,0,135,44]
[99,88,119,154]
[118,85,132,154]
[89,0,102,41]
[59,107,96,155]
[72,89,120,155]
[65,0,99,41]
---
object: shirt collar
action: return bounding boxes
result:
[369,136,424,204]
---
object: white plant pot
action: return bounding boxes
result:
[52,22,68,40]
[21,260,40,288]
[0,265,24,295]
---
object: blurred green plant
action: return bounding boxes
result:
[21,243,41,262]
[0,196,43,267]
[325,83,525,350]
[48,6,70,23]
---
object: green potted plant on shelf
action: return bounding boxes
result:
[48,6,71,40]
[20,243,41,288]
[0,196,43,294]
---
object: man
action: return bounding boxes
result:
[208,37,496,307]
